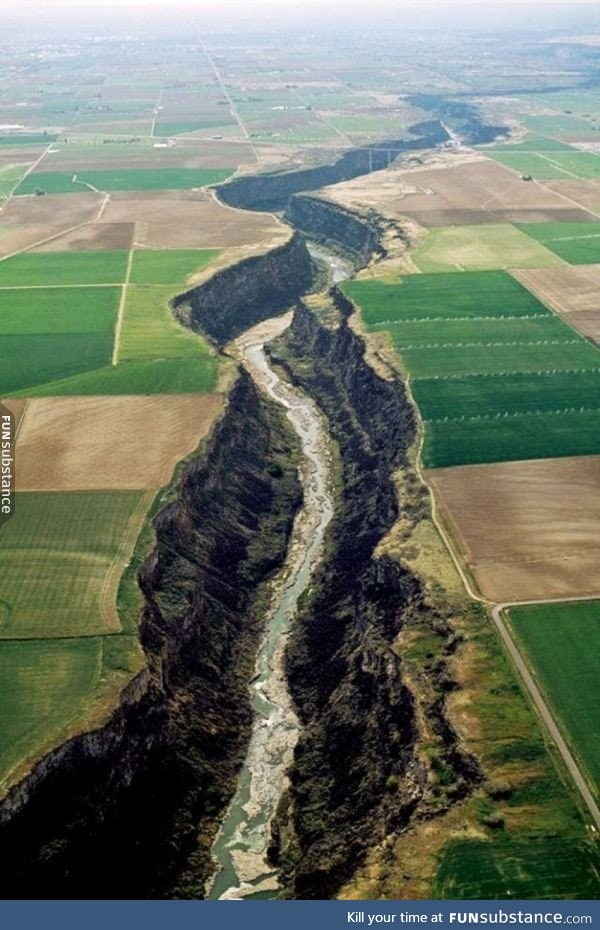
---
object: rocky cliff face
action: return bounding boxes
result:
[0,374,302,898]
[269,295,482,899]
[407,94,507,144]
[173,232,315,346]
[216,121,450,213]
[286,195,383,264]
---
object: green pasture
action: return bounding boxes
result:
[118,285,216,363]
[433,838,600,899]
[423,408,600,468]
[0,250,128,286]
[516,222,600,264]
[343,271,549,323]
[508,601,600,799]
[1,332,112,395]
[129,248,221,284]
[0,286,119,334]
[411,224,564,273]
[413,369,600,421]
[16,167,232,194]
[382,315,570,348]
[8,357,218,397]
[401,339,599,380]
[0,491,147,639]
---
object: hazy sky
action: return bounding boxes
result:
[4,0,600,35]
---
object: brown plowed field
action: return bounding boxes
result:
[98,190,287,249]
[15,394,223,491]
[427,456,600,602]
[0,192,104,256]
[545,180,600,214]
[0,192,102,227]
[513,265,600,341]
[34,222,135,252]
[325,157,586,224]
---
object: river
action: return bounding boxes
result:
[207,249,351,899]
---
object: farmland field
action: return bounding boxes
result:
[0,286,119,333]
[522,113,599,136]
[413,369,600,421]
[423,409,600,468]
[0,285,119,395]
[0,133,58,146]
[119,286,217,363]
[483,134,575,152]
[15,395,224,491]
[350,266,600,465]
[129,248,221,284]
[433,838,600,899]
[488,150,600,180]
[16,167,233,195]
[0,637,102,789]
[383,315,571,348]
[343,270,550,323]
[411,224,564,272]
[0,250,128,286]
[1,332,113,396]
[516,222,600,264]
[325,156,584,226]
[0,163,32,198]
[427,455,600,600]
[508,601,600,798]
[400,338,598,380]
[0,490,152,638]
[514,265,600,341]
[8,357,218,397]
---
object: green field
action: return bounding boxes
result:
[129,248,221,284]
[155,119,236,136]
[423,408,600,468]
[350,269,600,465]
[119,285,216,363]
[1,332,113,395]
[343,271,549,323]
[16,167,232,194]
[411,224,564,273]
[0,491,149,639]
[401,338,599,380]
[488,150,600,180]
[433,838,600,899]
[516,222,600,264]
[0,133,58,146]
[522,113,599,136]
[0,633,143,790]
[413,369,600,421]
[380,315,570,348]
[0,163,32,198]
[0,637,102,786]
[508,601,600,799]
[0,284,120,394]
[0,286,119,334]
[0,250,128,286]
[7,357,218,397]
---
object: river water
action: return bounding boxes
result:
[207,249,351,900]
[206,319,334,899]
